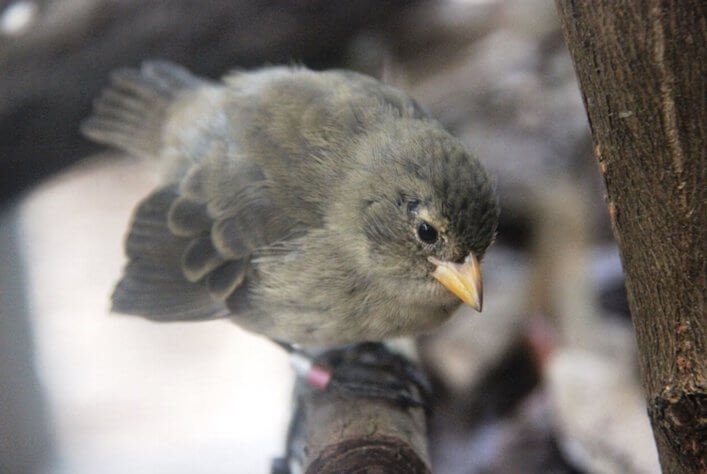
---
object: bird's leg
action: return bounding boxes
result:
[274,339,431,408]
[272,339,333,389]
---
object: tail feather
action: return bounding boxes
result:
[81,61,204,158]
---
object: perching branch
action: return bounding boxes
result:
[555,2,706,473]
[275,343,431,474]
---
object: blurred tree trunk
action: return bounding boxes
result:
[555,2,705,473]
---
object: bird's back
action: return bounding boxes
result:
[84,63,427,222]
[224,67,428,224]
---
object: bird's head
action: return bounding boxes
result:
[332,119,499,311]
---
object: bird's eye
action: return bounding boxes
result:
[417,222,438,244]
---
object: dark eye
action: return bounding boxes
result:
[417,222,438,244]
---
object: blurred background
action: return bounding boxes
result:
[0,0,661,473]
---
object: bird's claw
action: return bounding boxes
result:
[311,342,431,408]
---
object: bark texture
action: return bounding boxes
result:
[289,395,430,474]
[555,2,706,473]
[280,345,430,473]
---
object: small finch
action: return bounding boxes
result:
[82,61,498,346]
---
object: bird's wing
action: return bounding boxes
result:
[112,160,297,321]
[112,184,231,320]
[81,61,299,321]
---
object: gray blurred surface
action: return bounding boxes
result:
[17,156,293,474]
[0,203,53,474]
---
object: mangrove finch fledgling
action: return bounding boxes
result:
[82,62,499,346]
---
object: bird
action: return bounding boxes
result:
[82,61,499,347]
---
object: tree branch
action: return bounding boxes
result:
[276,344,431,474]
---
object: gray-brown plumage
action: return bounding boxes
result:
[82,61,498,345]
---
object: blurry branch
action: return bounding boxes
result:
[555,2,706,473]
[276,344,431,474]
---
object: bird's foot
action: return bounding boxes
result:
[290,342,431,408]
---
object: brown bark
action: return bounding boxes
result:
[554,2,706,473]
[280,345,431,473]
[289,393,429,474]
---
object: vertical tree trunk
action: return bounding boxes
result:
[554,2,705,473]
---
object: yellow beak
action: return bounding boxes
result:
[428,253,483,311]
